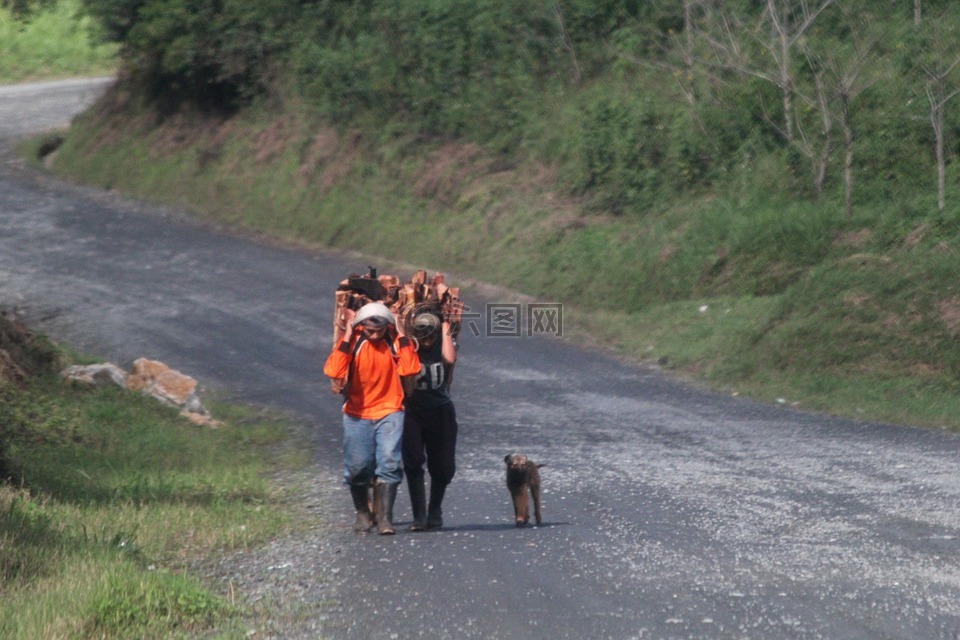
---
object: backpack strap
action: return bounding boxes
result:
[338,332,400,395]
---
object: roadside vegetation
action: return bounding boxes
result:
[0,0,115,83]
[0,314,312,638]
[5,1,960,425]
[32,0,960,430]
[3,2,958,634]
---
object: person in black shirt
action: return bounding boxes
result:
[403,311,458,530]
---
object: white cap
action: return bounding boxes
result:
[352,302,395,328]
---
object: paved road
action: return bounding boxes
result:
[2,79,960,640]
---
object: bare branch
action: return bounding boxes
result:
[551,1,581,86]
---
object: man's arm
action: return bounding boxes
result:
[323,325,361,380]
[401,374,417,398]
[440,321,457,365]
[396,335,421,398]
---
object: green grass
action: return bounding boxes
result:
[565,289,960,430]
[0,327,313,639]
[0,0,117,83]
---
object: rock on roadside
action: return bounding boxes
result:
[61,357,221,427]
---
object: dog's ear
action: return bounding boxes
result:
[504,455,512,464]
[536,464,545,468]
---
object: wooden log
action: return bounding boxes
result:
[329,267,464,369]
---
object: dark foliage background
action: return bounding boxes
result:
[74,0,960,219]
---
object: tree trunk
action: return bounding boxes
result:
[551,1,581,86]
[924,69,960,211]
[776,3,795,143]
[841,95,854,218]
[812,71,832,196]
[934,104,946,210]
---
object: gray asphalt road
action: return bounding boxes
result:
[3,79,960,640]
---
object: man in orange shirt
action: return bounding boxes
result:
[324,302,420,535]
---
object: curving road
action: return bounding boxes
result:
[2,79,960,640]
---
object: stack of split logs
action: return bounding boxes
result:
[331,267,464,347]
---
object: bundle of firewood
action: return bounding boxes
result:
[331,267,464,346]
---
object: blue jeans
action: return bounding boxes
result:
[342,411,404,486]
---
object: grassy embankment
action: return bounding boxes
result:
[42,83,960,432]
[0,316,315,638]
[12,1,957,431]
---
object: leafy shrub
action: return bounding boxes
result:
[1,0,55,17]
[569,91,667,213]
[292,0,564,146]
[568,88,757,214]
[81,0,298,109]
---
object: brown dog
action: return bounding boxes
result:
[504,454,543,527]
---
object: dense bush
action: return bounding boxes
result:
[81,0,298,108]
[75,0,960,212]
[1,0,55,17]
[292,0,569,146]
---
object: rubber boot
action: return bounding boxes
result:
[407,477,427,532]
[426,481,447,529]
[377,482,399,535]
[349,484,374,534]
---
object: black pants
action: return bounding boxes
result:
[402,402,458,485]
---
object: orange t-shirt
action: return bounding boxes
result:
[324,332,420,420]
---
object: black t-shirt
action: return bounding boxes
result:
[406,335,456,411]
